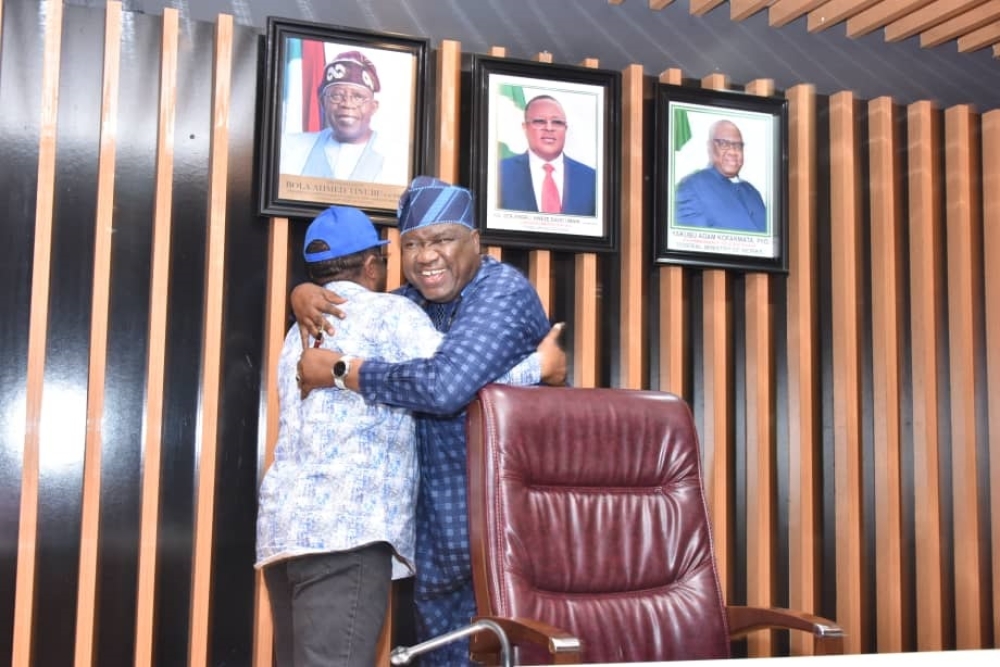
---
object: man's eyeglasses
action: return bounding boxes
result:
[528,118,567,130]
[324,90,373,106]
[713,138,745,152]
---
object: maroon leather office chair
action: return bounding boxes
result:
[466,385,844,664]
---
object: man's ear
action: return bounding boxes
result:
[469,229,481,254]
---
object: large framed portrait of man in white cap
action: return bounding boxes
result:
[258,18,428,221]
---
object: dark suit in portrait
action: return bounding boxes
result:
[498,152,597,216]
[674,166,766,232]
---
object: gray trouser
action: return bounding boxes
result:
[264,543,392,667]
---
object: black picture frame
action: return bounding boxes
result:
[654,84,788,273]
[257,17,428,222]
[468,55,620,253]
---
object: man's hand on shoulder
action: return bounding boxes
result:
[291,283,347,346]
[538,322,567,386]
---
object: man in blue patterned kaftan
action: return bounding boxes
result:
[293,177,561,665]
[257,204,548,667]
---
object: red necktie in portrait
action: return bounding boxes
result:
[541,163,562,214]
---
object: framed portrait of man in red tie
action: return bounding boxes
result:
[467,55,621,253]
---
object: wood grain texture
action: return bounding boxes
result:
[829,90,866,654]
[134,9,179,666]
[251,216,290,667]
[743,77,775,658]
[867,96,905,653]
[187,14,233,667]
[436,40,461,183]
[943,103,987,649]
[657,68,688,399]
[699,72,733,600]
[905,100,947,651]
[618,63,645,389]
[982,108,1000,648]
[785,83,821,656]
[13,1,64,663]
[75,4,122,665]
[573,253,599,387]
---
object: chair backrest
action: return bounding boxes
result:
[467,385,731,664]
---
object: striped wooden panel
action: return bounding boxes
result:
[743,76,776,659]
[784,83,821,656]
[529,50,556,316]
[943,104,988,649]
[251,216,290,667]
[188,13,233,667]
[74,3,122,665]
[134,9,179,665]
[436,39,461,183]
[905,99,947,652]
[657,68,689,399]
[983,108,1000,648]
[485,45,506,261]
[12,0,64,663]
[572,56,601,388]
[829,90,866,654]
[618,63,645,389]
[699,72,733,599]
[867,96,906,652]
[573,252,599,387]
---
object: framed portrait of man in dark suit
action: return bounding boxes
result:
[467,56,620,253]
[653,84,788,273]
[257,18,428,222]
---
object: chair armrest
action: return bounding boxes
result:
[726,605,845,655]
[470,615,582,664]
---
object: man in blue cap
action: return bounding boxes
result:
[258,204,556,667]
[293,177,564,665]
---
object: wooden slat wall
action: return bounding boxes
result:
[906,99,948,652]
[984,109,1000,650]
[2,3,1000,666]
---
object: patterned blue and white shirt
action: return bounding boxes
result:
[255,280,539,579]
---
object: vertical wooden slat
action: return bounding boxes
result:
[573,253,599,387]
[572,56,602,388]
[251,216,290,667]
[867,96,905,653]
[943,103,987,650]
[74,3,122,666]
[486,46,508,260]
[982,109,1000,647]
[829,90,866,654]
[905,100,947,651]
[743,76,776,659]
[386,227,403,291]
[436,39,460,184]
[527,51,558,314]
[785,83,820,656]
[699,72,732,598]
[187,14,233,667]
[618,63,645,389]
[658,68,688,398]
[134,9,179,666]
[485,45,507,263]
[12,1,63,664]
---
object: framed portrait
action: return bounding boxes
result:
[468,55,620,253]
[654,84,788,273]
[257,18,428,221]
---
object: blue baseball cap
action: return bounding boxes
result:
[303,206,389,263]
[397,175,475,235]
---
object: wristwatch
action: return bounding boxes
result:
[332,355,355,390]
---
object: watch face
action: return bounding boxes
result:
[334,360,348,378]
